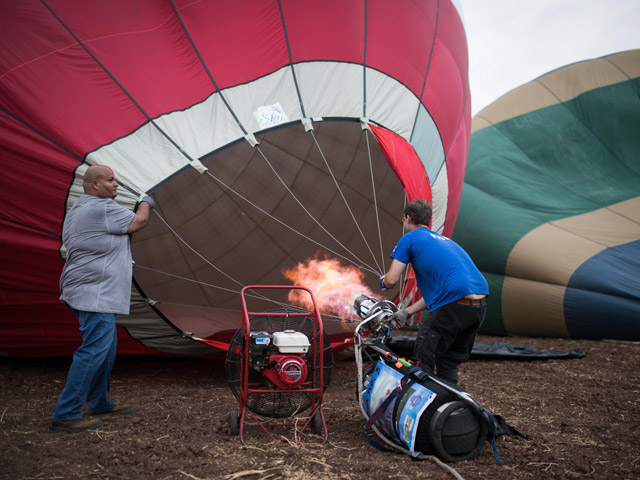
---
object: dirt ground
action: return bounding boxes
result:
[1,334,639,480]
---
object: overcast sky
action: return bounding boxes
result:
[459,0,640,115]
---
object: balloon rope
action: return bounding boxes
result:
[134,264,277,308]
[309,129,384,274]
[151,210,246,290]
[399,196,408,304]
[133,264,348,325]
[254,144,381,275]
[202,170,381,277]
[148,210,279,305]
[363,128,387,274]
[136,263,241,296]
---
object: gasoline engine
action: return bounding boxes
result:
[247,330,310,390]
[226,292,333,444]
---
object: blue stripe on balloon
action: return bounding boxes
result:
[564,240,640,340]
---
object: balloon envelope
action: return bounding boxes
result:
[453,50,640,341]
[0,0,471,356]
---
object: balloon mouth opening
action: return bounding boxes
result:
[130,119,407,339]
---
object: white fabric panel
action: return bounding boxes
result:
[84,62,427,198]
[87,69,299,194]
[295,62,364,119]
[66,164,89,210]
[153,93,244,164]
[430,164,449,234]
[411,105,445,183]
[366,69,420,141]
[65,163,138,212]
[87,94,243,194]
[88,121,194,195]
[222,66,303,135]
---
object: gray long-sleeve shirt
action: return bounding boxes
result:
[59,194,135,314]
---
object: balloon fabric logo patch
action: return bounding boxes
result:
[254,102,289,129]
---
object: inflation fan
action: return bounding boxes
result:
[226,286,333,443]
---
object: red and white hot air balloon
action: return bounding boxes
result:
[0,0,471,356]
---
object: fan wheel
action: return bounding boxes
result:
[228,410,239,436]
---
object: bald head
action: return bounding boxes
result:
[83,165,118,199]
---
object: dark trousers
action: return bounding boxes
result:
[414,302,486,384]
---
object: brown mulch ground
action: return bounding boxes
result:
[1,335,639,480]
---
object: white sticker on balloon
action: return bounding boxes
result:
[253,102,289,129]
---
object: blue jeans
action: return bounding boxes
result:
[52,309,117,420]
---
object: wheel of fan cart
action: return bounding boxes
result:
[311,410,323,435]
[428,400,488,462]
[228,410,239,436]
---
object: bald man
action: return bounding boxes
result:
[50,165,154,433]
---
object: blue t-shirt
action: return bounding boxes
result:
[391,228,488,311]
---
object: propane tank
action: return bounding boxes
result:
[362,361,487,462]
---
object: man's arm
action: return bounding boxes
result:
[382,259,407,289]
[405,297,427,316]
[127,198,153,234]
[382,259,428,327]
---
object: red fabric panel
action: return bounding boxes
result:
[367,0,438,98]
[0,2,63,77]
[192,338,232,351]
[281,0,365,63]
[0,222,84,357]
[0,289,170,356]
[0,112,76,234]
[421,0,469,154]
[442,99,471,237]
[0,1,147,157]
[174,0,289,90]
[46,0,214,119]
[0,291,79,357]
[369,124,431,205]
[398,267,424,325]
[331,335,357,356]
[0,220,63,293]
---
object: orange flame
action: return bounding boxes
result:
[283,253,373,324]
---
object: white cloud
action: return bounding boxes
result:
[460,0,640,115]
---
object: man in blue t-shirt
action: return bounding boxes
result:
[379,199,488,384]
